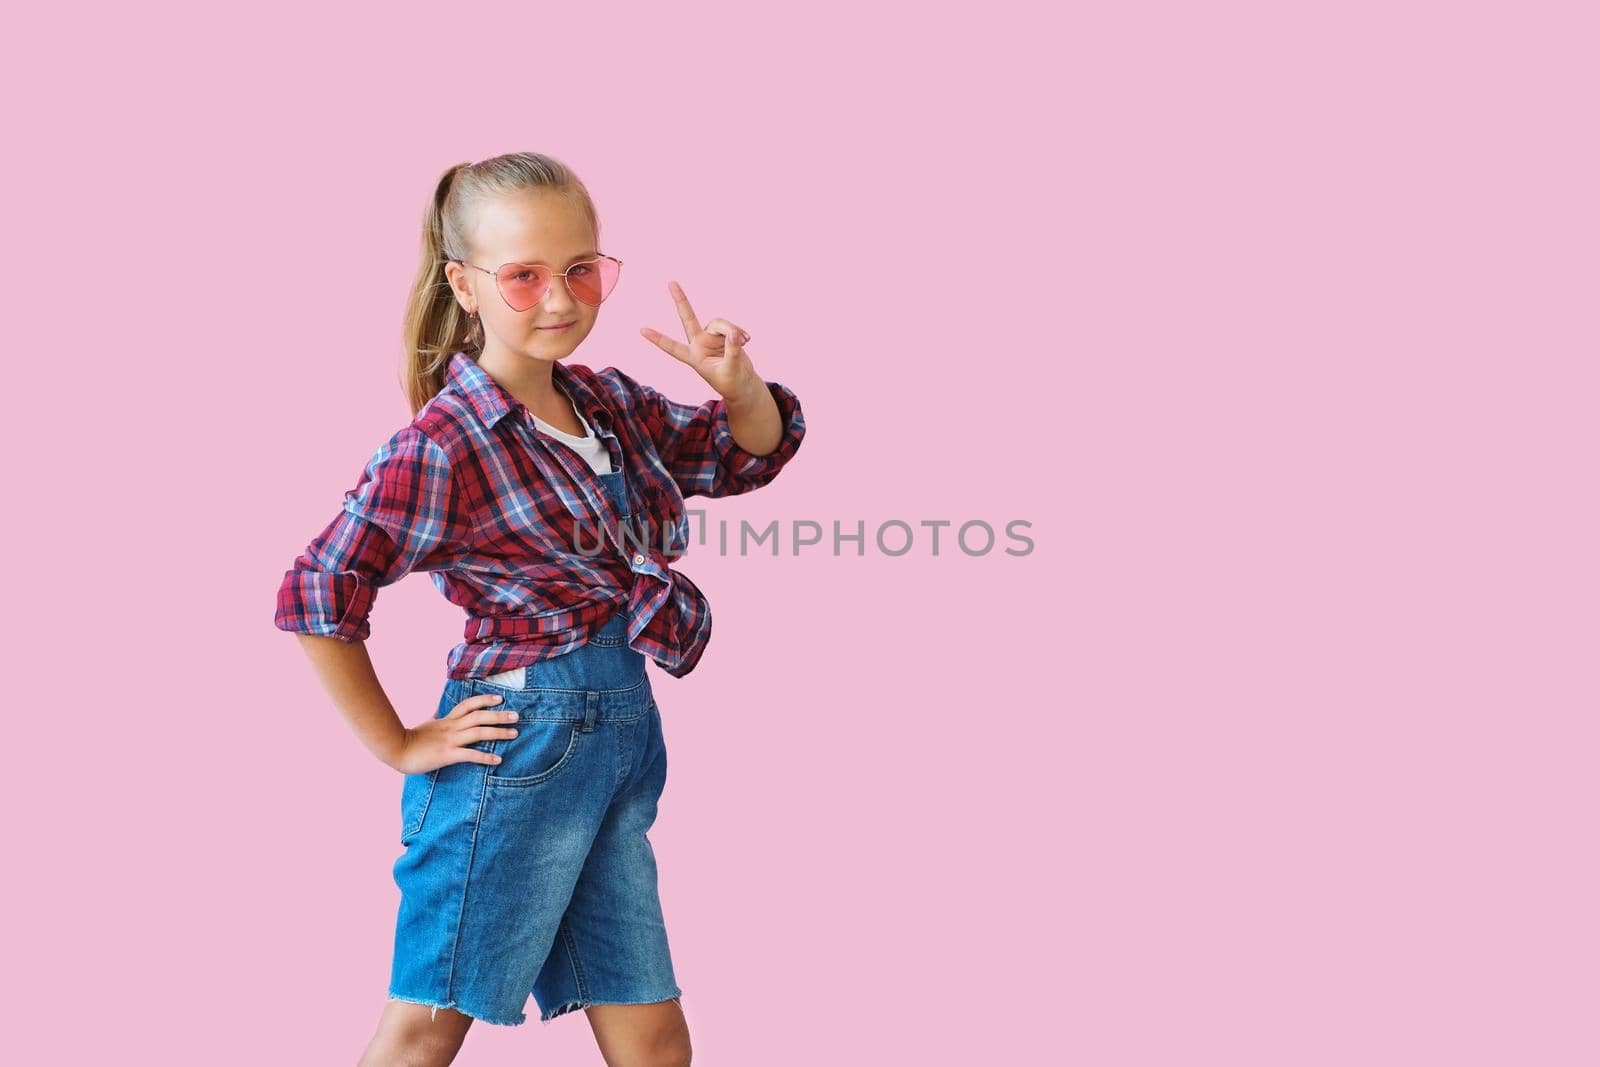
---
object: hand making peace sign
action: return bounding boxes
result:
[638,280,762,399]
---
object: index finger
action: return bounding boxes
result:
[447,692,504,718]
[668,279,702,339]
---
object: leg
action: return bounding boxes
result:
[538,707,688,1064]
[532,708,682,1029]
[585,997,692,1067]
[357,999,474,1067]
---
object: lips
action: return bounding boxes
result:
[538,321,576,330]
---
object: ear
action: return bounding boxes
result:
[441,261,472,308]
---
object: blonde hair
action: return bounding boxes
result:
[401,152,601,416]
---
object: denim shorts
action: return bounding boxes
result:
[387,607,680,1026]
[387,469,682,1026]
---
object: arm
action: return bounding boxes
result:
[274,426,472,768]
[603,366,807,498]
[722,371,787,457]
[292,633,411,767]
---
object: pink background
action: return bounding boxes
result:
[10,2,1597,1063]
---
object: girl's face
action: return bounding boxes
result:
[450,189,601,364]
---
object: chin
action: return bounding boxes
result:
[523,336,580,360]
[535,328,589,349]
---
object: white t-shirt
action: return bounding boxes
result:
[529,395,612,475]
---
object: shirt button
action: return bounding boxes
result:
[632,552,646,565]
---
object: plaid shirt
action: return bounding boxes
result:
[274,350,806,679]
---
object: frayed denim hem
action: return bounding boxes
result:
[388,992,527,1028]
[539,989,684,1026]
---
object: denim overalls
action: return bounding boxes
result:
[388,465,682,1027]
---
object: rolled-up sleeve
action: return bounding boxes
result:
[274,426,470,642]
[604,367,806,498]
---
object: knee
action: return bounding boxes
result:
[651,1037,692,1067]
[362,1002,473,1067]
[636,1024,691,1067]
[362,1028,464,1067]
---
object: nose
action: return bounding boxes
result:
[542,271,580,315]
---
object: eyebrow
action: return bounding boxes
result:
[504,250,598,267]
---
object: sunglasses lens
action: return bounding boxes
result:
[496,264,551,312]
[568,257,621,306]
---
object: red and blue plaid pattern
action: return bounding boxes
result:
[274,350,805,679]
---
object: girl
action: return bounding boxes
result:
[273,152,805,1066]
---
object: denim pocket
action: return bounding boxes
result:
[399,768,440,843]
[483,718,583,788]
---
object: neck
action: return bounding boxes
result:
[476,342,566,413]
